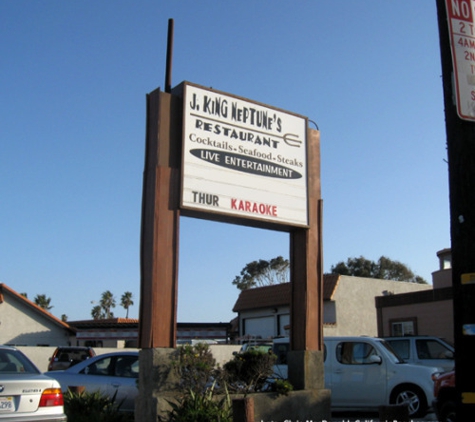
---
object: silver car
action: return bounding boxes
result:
[0,345,67,421]
[46,351,138,413]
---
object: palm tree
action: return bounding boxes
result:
[120,292,134,318]
[100,290,116,319]
[91,305,102,320]
[34,294,53,311]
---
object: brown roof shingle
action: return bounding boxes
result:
[232,274,340,312]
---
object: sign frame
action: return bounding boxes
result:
[180,82,309,228]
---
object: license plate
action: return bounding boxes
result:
[0,396,14,412]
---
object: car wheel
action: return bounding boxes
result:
[439,400,456,422]
[390,385,427,418]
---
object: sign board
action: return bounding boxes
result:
[445,0,475,121]
[181,82,309,227]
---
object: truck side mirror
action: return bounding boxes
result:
[368,355,382,365]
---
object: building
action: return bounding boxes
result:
[0,283,233,347]
[376,248,454,343]
[69,319,233,348]
[0,283,75,346]
[232,274,432,340]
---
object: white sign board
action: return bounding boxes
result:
[181,83,308,227]
[446,0,475,121]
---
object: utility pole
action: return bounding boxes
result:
[436,0,475,419]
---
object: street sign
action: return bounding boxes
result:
[445,0,475,121]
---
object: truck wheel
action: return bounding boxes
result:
[390,384,427,418]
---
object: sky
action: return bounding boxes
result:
[1,1,451,323]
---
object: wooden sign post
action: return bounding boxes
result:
[139,88,182,348]
[136,84,329,421]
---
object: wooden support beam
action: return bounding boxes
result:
[139,88,182,348]
[290,128,323,351]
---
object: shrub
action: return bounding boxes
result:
[64,390,134,422]
[172,343,218,393]
[272,379,294,395]
[223,350,277,393]
[167,382,232,422]
[168,343,287,421]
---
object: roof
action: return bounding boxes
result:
[323,274,340,300]
[69,319,231,330]
[232,274,340,312]
[69,318,140,329]
[0,283,76,333]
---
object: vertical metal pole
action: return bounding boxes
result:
[165,19,174,93]
[436,1,475,419]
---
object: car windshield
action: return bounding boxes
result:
[0,349,40,374]
[57,349,90,362]
[377,340,405,364]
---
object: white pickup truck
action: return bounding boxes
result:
[272,336,442,418]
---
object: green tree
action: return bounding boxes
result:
[61,314,68,322]
[100,290,116,319]
[232,256,290,290]
[120,291,134,318]
[330,255,427,284]
[34,294,53,310]
[91,305,102,320]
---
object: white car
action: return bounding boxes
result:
[0,345,67,421]
[272,336,442,418]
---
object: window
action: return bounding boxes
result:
[277,314,290,336]
[85,340,103,348]
[389,318,417,336]
[416,339,452,360]
[0,350,38,374]
[114,356,139,378]
[388,339,410,360]
[336,342,378,365]
[272,343,290,365]
[83,356,112,376]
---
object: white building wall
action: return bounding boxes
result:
[0,295,69,346]
[324,276,432,337]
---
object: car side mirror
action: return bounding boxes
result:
[368,355,382,365]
